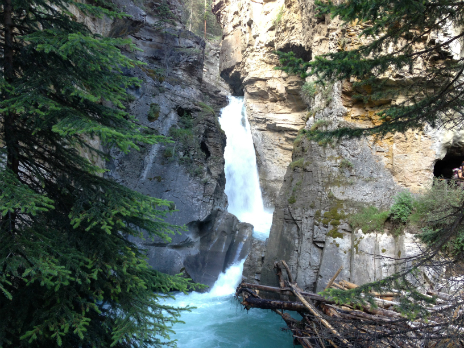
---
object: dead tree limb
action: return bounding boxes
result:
[288,282,353,347]
[325,266,343,291]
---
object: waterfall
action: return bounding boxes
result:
[162,97,290,347]
[219,96,273,240]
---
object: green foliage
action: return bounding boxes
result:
[153,0,177,31]
[274,51,311,79]
[167,109,208,175]
[310,119,331,131]
[301,81,317,99]
[276,0,464,141]
[148,103,161,122]
[390,191,414,223]
[348,206,390,233]
[273,6,285,26]
[302,81,317,97]
[197,101,215,116]
[321,272,436,320]
[0,1,199,347]
[288,180,303,204]
[182,0,222,39]
[339,158,353,170]
[412,179,464,255]
[304,0,464,328]
[290,158,306,170]
[293,128,306,148]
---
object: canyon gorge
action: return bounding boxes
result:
[6,0,464,346]
[77,0,463,344]
[81,0,464,295]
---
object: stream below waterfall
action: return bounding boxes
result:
[163,97,293,347]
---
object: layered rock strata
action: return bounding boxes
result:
[212,0,320,205]
[214,0,464,291]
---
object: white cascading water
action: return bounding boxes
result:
[220,96,274,240]
[163,97,291,347]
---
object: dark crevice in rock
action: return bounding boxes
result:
[434,147,464,179]
[176,106,192,117]
[220,67,244,96]
[200,140,211,159]
[278,43,312,62]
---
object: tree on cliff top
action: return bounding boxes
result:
[0,0,197,347]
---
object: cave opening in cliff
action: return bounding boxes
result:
[200,140,211,159]
[278,43,312,62]
[433,147,464,179]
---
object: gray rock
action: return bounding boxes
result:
[242,238,267,284]
[93,0,259,287]
[184,210,253,287]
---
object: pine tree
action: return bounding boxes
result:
[183,0,221,39]
[276,0,464,140]
[0,0,197,347]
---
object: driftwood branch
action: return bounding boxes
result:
[237,283,335,303]
[288,282,353,347]
[325,266,343,291]
[235,259,462,347]
[241,294,310,312]
[281,260,294,284]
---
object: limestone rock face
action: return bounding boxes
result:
[72,0,254,286]
[213,0,464,290]
[212,0,322,204]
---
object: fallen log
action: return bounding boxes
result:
[235,259,464,347]
[288,282,353,347]
[427,290,453,301]
[237,283,335,303]
[325,266,343,291]
[241,294,310,312]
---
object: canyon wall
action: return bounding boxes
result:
[213,0,464,291]
[73,0,254,287]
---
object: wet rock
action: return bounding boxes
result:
[242,238,267,285]
[184,210,253,287]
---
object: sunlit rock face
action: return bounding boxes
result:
[213,0,464,291]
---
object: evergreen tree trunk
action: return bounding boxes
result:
[2,0,19,233]
[204,0,207,39]
[189,0,193,31]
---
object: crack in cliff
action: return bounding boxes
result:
[287,205,302,284]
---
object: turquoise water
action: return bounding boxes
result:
[164,263,294,348]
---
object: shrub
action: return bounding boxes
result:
[290,158,305,170]
[301,82,317,103]
[147,103,161,122]
[348,206,390,233]
[339,158,353,170]
[294,129,307,147]
[412,179,464,254]
[390,191,415,223]
[163,147,174,158]
[274,6,285,26]
[310,119,331,131]
[197,101,215,116]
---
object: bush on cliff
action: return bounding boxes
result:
[0,0,197,347]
